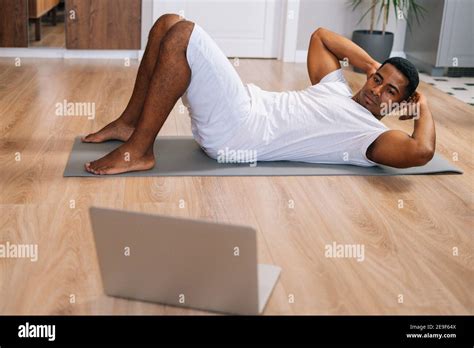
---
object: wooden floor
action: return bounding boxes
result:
[0,57,472,315]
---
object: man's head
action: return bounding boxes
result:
[357,57,419,118]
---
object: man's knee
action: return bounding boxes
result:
[149,13,183,39]
[159,20,195,51]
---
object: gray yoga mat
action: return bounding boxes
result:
[63,136,463,177]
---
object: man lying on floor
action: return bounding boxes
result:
[82,14,436,175]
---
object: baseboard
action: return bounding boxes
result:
[64,50,140,59]
[294,50,406,64]
[0,48,141,60]
[0,48,64,58]
[390,51,406,58]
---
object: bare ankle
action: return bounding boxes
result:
[118,112,139,127]
[145,146,154,157]
[116,115,136,128]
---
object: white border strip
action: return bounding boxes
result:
[0,48,140,59]
[294,50,406,64]
[0,48,64,58]
[64,50,140,59]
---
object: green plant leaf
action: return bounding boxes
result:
[376,0,384,28]
[348,0,427,33]
[349,0,380,27]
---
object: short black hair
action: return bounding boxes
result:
[380,57,419,100]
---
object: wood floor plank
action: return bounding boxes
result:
[0,57,472,315]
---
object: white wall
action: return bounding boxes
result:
[141,0,154,49]
[141,0,408,61]
[296,0,407,54]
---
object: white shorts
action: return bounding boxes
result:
[181,23,252,158]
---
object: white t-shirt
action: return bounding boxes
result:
[220,69,389,167]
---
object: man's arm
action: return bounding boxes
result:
[307,27,380,85]
[366,92,436,168]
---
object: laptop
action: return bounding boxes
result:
[89,207,281,315]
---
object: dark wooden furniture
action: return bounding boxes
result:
[0,0,28,47]
[29,0,61,41]
[0,0,142,49]
[66,0,142,49]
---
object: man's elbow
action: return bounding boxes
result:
[420,148,435,165]
[387,148,435,169]
[411,148,435,167]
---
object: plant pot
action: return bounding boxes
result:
[352,30,394,73]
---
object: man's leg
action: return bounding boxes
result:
[85,21,195,175]
[82,14,185,143]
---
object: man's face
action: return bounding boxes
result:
[358,63,409,117]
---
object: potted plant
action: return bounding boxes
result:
[350,0,426,70]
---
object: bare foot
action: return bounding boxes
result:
[82,119,135,143]
[84,144,155,175]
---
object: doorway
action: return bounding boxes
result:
[152,0,285,58]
